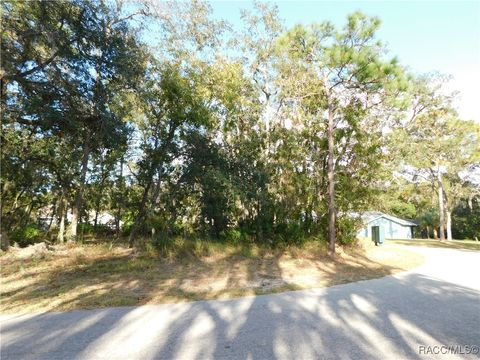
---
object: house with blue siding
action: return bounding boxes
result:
[357,212,417,243]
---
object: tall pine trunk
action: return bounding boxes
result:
[436,169,445,241]
[57,196,66,243]
[115,156,124,237]
[94,163,107,229]
[69,131,90,242]
[0,183,10,250]
[327,101,336,257]
[446,209,452,241]
[47,202,56,232]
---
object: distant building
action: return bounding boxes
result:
[357,212,417,243]
[63,211,122,228]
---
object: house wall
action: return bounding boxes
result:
[357,217,387,239]
[385,221,412,239]
[357,217,413,240]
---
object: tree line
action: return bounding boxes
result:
[2,0,479,254]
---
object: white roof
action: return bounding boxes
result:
[360,211,417,227]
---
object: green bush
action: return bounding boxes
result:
[122,214,171,238]
[9,224,45,247]
[337,217,360,245]
[223,229,246,244]
[77,223,95,234]
[77,223,113,236]
[150,235,213,259]
[275,222,306,245]
[152,232,172,256]
[121,220,134,236]
[121,218,149,237]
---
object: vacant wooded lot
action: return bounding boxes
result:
[0,239,423,313]
[1,2,479,360]
[2,0,479,261]
[1,4,479,343]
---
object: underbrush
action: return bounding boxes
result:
[141,234,333,260]
[8,224,46,247]
[0,236,424,313]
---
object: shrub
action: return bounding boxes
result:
[275,222,306,246]
[337,216,361,245]
[152,232,172,256]
[121,220,134,236]
[223,229,244,244]
[77,223,95,234]
[9,224,45,247]
[77,223,113,236]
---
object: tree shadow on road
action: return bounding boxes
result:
[2,272,479,359]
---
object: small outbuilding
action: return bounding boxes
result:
[357,212,417,243]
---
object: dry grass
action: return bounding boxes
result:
[390,239,480,251]
[0,238,424,314]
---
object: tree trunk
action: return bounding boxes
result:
[0,231,10,251]
[150,175,162,209]
[57,196,66,243]
[433,228,438,240]
[94,165,108,229]
[446,209,452,241]
[47,202,56,232]
[327,101,336,257]
[0,180,9,250]
[437,170,445,241]
[69,131,90,242]
[426,225,430,239]
[115,156,124,237]
[128,181,152,247]
[468,195,473,211]
[128,123,177,247]
[0,184,9,249]
[20,203,33,228]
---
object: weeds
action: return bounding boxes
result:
[0,238,425,313]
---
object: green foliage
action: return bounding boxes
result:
[387,74,480,239]
[390,202,417,220]
[2,1,477,253]
[9,225,45,247]
[77,223,96,235]
[452,200,480,240]
[275,223,306,246]
[337,217,361,245]
[77,223,113,236]
[223,229,246,244]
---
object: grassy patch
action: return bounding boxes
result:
[389,239,480,251]
[0,238,424,314]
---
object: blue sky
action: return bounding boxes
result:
[210,1,480,121]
